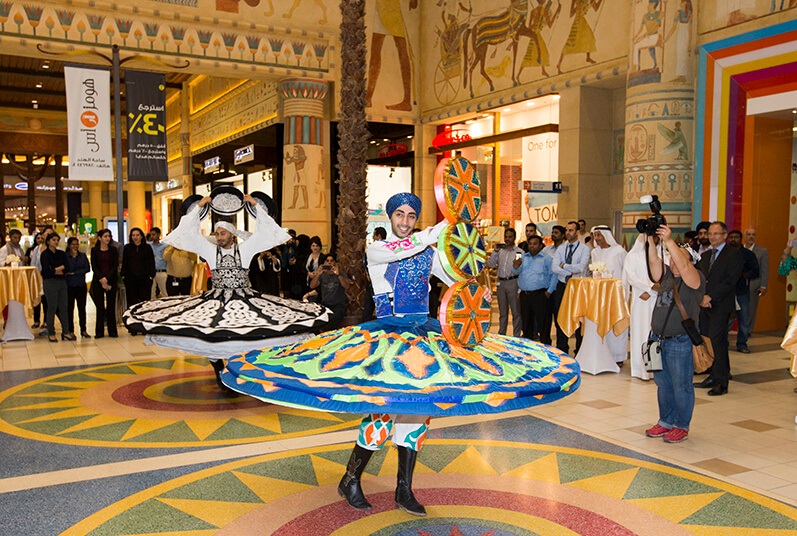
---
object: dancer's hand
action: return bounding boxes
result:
[243,194,257,206]
[197,196,211,207]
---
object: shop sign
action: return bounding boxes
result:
[204,156,221,173]
[377,143,407,159]
[432,128,471,149]
[6,183,82,192]
[519,180,562,193]
[234,144,254,164]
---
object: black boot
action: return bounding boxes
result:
[395,446,426,516]
[338,445,374,510]
[211,360,231,393]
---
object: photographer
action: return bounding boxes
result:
[644,224,705,444]
[305,253,350,330]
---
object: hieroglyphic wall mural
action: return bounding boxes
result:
[0,0,332,82]
[420,0,629,113]
[699,0,796,31]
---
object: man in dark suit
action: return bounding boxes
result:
[742,228,768,351]
[727,230,759,353]
[694,222,744,396]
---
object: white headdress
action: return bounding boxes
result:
[206,221,251,244]
[590,226,619,248]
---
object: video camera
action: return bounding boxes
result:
[635,195,666,236]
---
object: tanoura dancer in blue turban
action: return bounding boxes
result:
[221,191,580,516]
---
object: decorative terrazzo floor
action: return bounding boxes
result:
[0,351,795,535]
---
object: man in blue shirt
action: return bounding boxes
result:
[149,227,169,299]
[552,221,591,354]
[517,235,558,345]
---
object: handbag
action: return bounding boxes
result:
[642,334,662,372]
[672,281,714,373]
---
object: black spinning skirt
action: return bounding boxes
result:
[122,287,332,341]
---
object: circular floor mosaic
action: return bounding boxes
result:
[0,357,361,447]
[62,439,797,535]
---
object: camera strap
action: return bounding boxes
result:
[671,278,691,323]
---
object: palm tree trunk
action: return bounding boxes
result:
[337,0,370,320]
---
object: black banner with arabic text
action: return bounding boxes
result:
[125,70,168,181]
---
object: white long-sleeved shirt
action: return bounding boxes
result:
[367,221,456,305]
[0,242,26,266]
[163,204,290,269]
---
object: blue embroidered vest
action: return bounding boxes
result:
[373,247,435,318]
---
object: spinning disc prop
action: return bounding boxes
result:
[437,222,487,280]
[439,281,491,346]
[434,156,481,223]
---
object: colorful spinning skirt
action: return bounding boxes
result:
[221,318,580,416]
[123,286,331,342]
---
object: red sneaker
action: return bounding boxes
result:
[663,427,688,443]
[645,424,670,438]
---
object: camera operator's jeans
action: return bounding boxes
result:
[652,334,694,430]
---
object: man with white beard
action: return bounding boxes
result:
[622,235,663,380]
[591,226,629,365]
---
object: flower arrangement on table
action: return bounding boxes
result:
[588,261,607,278]
[5,255,20,268]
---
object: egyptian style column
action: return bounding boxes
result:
[127,181,147,232]
[622,0,697,244]
[87,182,104,223]
[26,156,36,233]
[180,81,193,200]
[279,78,330,245]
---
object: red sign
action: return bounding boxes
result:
[378,143,408,159]
[432,128,471,149]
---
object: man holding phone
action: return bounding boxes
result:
[487,228,523,336]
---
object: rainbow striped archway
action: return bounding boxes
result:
[695,19,797,229]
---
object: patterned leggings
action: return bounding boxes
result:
[356,414,431,452]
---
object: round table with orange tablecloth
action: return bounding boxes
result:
[0,266,44,342]
[557,277,630,375]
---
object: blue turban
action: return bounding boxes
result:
[386,193,422,219]
[695,221,711,232]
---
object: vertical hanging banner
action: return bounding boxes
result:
[125,70,167,181]
[64,66,113,181]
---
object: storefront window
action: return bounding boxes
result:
[447,95,559,238]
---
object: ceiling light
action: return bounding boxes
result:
[465,119,476,124]
[481,113,490,118]
[31,100,37,104]
[526,101,535,106]
[793,110,796,114]
[406,135,413,139]
[553,95,560,100]
[502,108,511,112]
[42,63,49,69]
[35,83,42,88]
[793,126,797,131]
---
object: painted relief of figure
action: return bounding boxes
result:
[517,0,562,79]
[717,0,755,25]
[658,122,688,161]
[665,0,692,83]
[286,0,329,24]
[285,145,309,210]
[316,149,327,209]
[771,0,797,12]
[217,0,259,14]
[366,0,418,112]
[632,0,661,72]
[556,0,604,74]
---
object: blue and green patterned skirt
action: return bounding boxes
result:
[221,316,580,416]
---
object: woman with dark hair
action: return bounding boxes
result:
[26,232,46,328]
[121,228,156,326]
[305,236,323,286]
[65,237,91,338]
[91,229,119,338]
[40,233,75,342]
